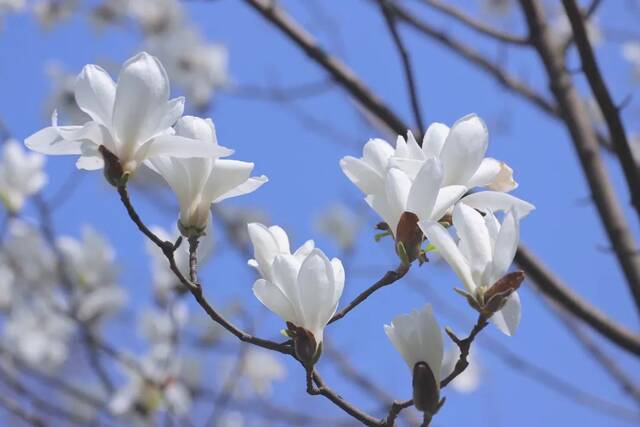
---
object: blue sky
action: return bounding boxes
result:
[1,0,639,426]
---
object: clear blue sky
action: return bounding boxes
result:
[1,0,639,426]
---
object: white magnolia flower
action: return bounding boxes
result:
[341,114,533,235]
[57,227,125,322]
[421,203,523,336]
[148,116,267,235]
[26,52,229,176]
[146,27,229,108]
[385,304,443,413]
[0,140,47,213]
[247,223,314,283]
[442,346,481,393]
[249,223,344,358]
[622,41,640,81]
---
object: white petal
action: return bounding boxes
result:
[203,159,254,204]
[76,155,104,170]
[422,122,449,158]
[405,131,426,160]
[491,292,521,336]
[440,114,488,186]
[269,226,291,253]
[430,185,467,221]
[385,168,412,222]
[416,304,444,380]
[461,191,535,219]
[466,158,501,189]
[143,135,233,160]
[363,138,394,173]
[419,221,476,293]
[340,156,383,195]
[387,157,423,180]
[453,204,492,279]
[297,249,336,340]
[491,210,519,281]
[214,175,268,203]
[253,278,296,324]
[74,64,116,127]
[25,126,83,155]
[365,193,397,234]
[407,158,443,220]
[112,52,170,146]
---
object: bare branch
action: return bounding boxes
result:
[519,0,640,315]
[440,315,489,388]
[516,245,640,356]
[243,0,408,135]
[417,0,530,45]
[329,263,410,324]
[379,0,426,135]
[562,0,640,224]
[0,395,46,427]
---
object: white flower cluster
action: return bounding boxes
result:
[20,53,535,421]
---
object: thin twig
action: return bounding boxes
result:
[380,0,425,136]
[440,315,488,388]
[417,0,530,45]
[0,395,46,427]
[562,0,640,228]
[329,264,410,324]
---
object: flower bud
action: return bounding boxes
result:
[177,220,207,239]
[99,145,125,187]
[482,271,524,316]
[395,211,427,265]
[412,361,440,416]
[286,322,321,368]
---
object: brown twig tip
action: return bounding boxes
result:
[440,315,488,389]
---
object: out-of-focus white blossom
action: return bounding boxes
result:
[0,258,14,310]
[148,116,266,236]
[43,62,89,124]
[442,346,481,393]
[3,302,73,371]
[0,140,47,213]
[146,27,229,108]
[622,41,640,81]
[146,225,213,305]
[421,204,523,336]
[128,0,183,34]
[226,348,286,398]
[315,203,361,250]
[26,52,229,176]
[218,412,245,427]
[57,226,125,323]
[249,223,344,357]
[3,219,55,284]
[549,11,602,47]
[33,0,77,29]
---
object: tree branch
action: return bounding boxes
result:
[329,263,410,324]
[380,0,425,136]
[417,0,530,45]
[440,314,489,388]
[243,0,408,136]
[562,0,640,222]
[519,0,640,315]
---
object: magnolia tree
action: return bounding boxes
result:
[0,1,639,426]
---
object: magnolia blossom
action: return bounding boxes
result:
[0,140,47,213]
[44,62,89,124]
[128,0,183,34]
[385,304,443,414]
[421,204,523,336]
[3,219,55,284]
[33,0,76,29]
[248,223,344,362]
[26,52,229,177]
[148,116,267,235]
[239,349,286,397]
[341,114,533,238]
[0,259,14,309]
[57,227,126,323]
